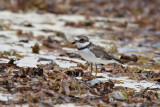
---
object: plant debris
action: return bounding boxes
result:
[32,43,40,54]
[0,0,160,106]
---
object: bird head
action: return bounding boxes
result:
[72,35,90,49]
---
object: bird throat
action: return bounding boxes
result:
[78,42,91,50]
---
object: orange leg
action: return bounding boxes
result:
[89,63,93,79]
[113,63,116,69]
[94,64,98,79]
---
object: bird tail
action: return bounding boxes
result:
[114,58,124,64]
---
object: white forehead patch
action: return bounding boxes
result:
[75,36,80,41]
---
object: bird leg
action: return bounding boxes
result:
[89,63,93,79]
[94,64,98,79]
[113,63,116,70]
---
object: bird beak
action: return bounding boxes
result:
[72,40,77,44]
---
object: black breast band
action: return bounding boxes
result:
[78,42,91,50]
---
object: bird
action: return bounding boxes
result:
[72,35,123,79]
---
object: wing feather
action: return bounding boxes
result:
[89,43,123,63]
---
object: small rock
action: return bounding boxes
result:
[87,79,100,85]
[113,91,127,100]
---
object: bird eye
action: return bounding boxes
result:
[79,39,84,42]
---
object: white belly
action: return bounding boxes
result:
[78,48,117,64]
[79,48,107,64]
[79,48,97,63]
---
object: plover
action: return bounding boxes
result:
[72,35,123,79]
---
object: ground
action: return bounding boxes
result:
[0,0,160,106]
